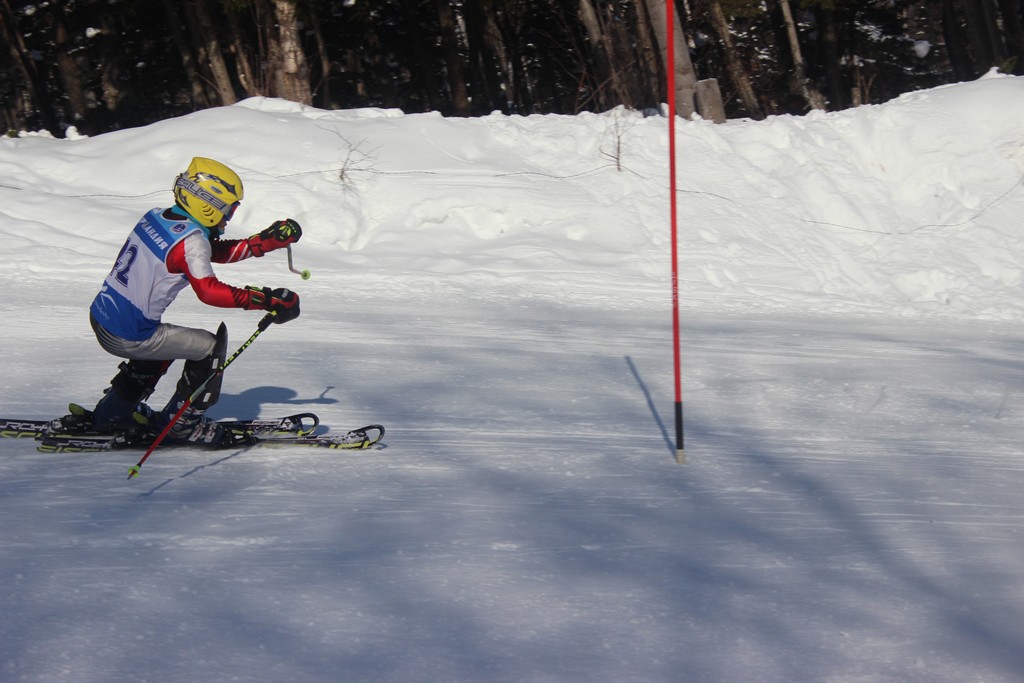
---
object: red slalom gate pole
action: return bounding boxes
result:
[666,0,685,463]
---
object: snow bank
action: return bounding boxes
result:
[1,75,1022,319]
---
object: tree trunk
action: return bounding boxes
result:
[306,6,333,106]
[99,11,136,124]
[632,0,664,110]
[52,4,90,127]
[0,0,59,133]
[193,0,237,105]
[253,0,279,98]
[979,0,1007,65]
[399,4,444,112]
[707,0,763,119]
[997,0,1024,73]
[161,0,209,109]
[604,2,647,108]
[814,4,845,109]
[480,2,514,111]
[435,0,471,115]
[578,0,616,109]
[179,0,227,106]
[272,0,311,104]
[941,0,976,79]
[640,0,697,117]
[777,0,826,110]
[960,0,1007,69]
[223,3,262,97]
[494,7,534,112]
[464,0,504,111]
[695,78,726,123]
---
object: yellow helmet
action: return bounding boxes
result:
[173,157,244,229]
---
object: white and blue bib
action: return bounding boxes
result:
[90,209,207,341]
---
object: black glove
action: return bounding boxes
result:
[246,286,301,324]
[247,219,302,257]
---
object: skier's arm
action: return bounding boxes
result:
[209,238,255,264]
[209,219,303,264]
[169,235,301,320]
[168,235,261,309]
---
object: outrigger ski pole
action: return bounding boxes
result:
[127,312,277,480]
[287,245,311,280]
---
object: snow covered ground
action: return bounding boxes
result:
[1,72,1024,682]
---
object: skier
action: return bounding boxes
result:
[84,157,302,445]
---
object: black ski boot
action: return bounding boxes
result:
[166,407,226,444]
[91,359,170,432]
[46,403,98,435]
[157,323,233,446]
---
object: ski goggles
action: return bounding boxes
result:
[175,174,241,217]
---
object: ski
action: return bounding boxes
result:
[36,424,384,453]
[206,413,321,438]
[0,411,319,441]
[245,425,385,450]
[0,418,51,439]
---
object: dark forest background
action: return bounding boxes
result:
[2,0,1022,137]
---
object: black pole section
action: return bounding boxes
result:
[675,401,685,463]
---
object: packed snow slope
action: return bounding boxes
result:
[0,72,1023,682]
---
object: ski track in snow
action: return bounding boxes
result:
[3,299,1024,682]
